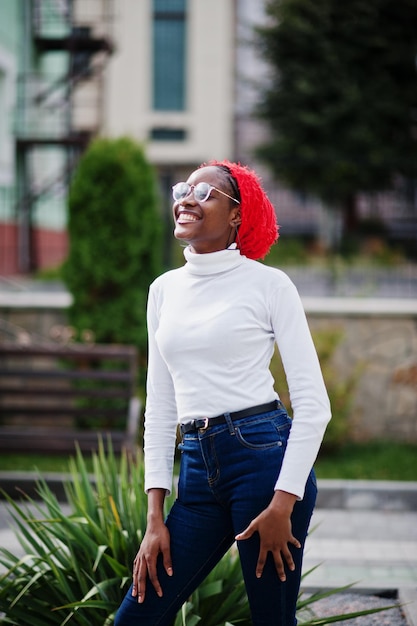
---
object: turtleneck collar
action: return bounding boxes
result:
[183,245,244,275]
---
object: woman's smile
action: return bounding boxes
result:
[176,209,201,224]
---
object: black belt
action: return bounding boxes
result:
[179,400,281,436]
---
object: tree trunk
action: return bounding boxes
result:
[343,194,359,234]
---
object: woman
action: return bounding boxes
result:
[115,160,331,626]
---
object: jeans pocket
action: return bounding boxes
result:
[234,417,290,450]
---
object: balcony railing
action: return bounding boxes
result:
[32,0,114,53]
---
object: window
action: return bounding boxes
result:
[153,0,187,111]
[150,127,186,141]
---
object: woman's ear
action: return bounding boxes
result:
[230,211,241,227]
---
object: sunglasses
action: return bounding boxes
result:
[172,181,240,204]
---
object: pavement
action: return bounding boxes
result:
[304,508,417,625]
[305,480,417,626]
[0,476,416,624]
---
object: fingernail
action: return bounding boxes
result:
[167,567,173,576]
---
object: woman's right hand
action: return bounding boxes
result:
[132,488,173,603]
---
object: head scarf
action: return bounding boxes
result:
[206,160,279,260]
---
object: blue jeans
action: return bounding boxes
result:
[115,404,317,626]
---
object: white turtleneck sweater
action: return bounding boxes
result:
[144,246,331,499]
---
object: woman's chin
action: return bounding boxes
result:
[174,225,191,241]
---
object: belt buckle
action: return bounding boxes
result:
[197,417,209,431]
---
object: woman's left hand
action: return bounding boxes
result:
[235,490,300,581]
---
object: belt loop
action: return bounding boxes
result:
[224,412,235,435]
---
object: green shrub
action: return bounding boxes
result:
[0,446,396,625]
[63,137,163,355]
[265,237,310,266]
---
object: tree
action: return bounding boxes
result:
[63,137,163,355]
[255,0,417,236]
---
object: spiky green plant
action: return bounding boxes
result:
[173,560,397,626]
[0,444,397,625]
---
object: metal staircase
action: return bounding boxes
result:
[15,0,114,272]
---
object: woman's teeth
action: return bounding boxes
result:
[178,213,199,222]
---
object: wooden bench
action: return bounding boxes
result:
[0,343,141,455]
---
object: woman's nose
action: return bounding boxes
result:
[182,188,197,204]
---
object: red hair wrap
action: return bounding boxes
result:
[206,160,279,260]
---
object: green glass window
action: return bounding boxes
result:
[150,127,186,141]
[153,0,187,111]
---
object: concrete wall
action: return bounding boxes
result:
[306,306,417,442]
[1,296,416,442]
